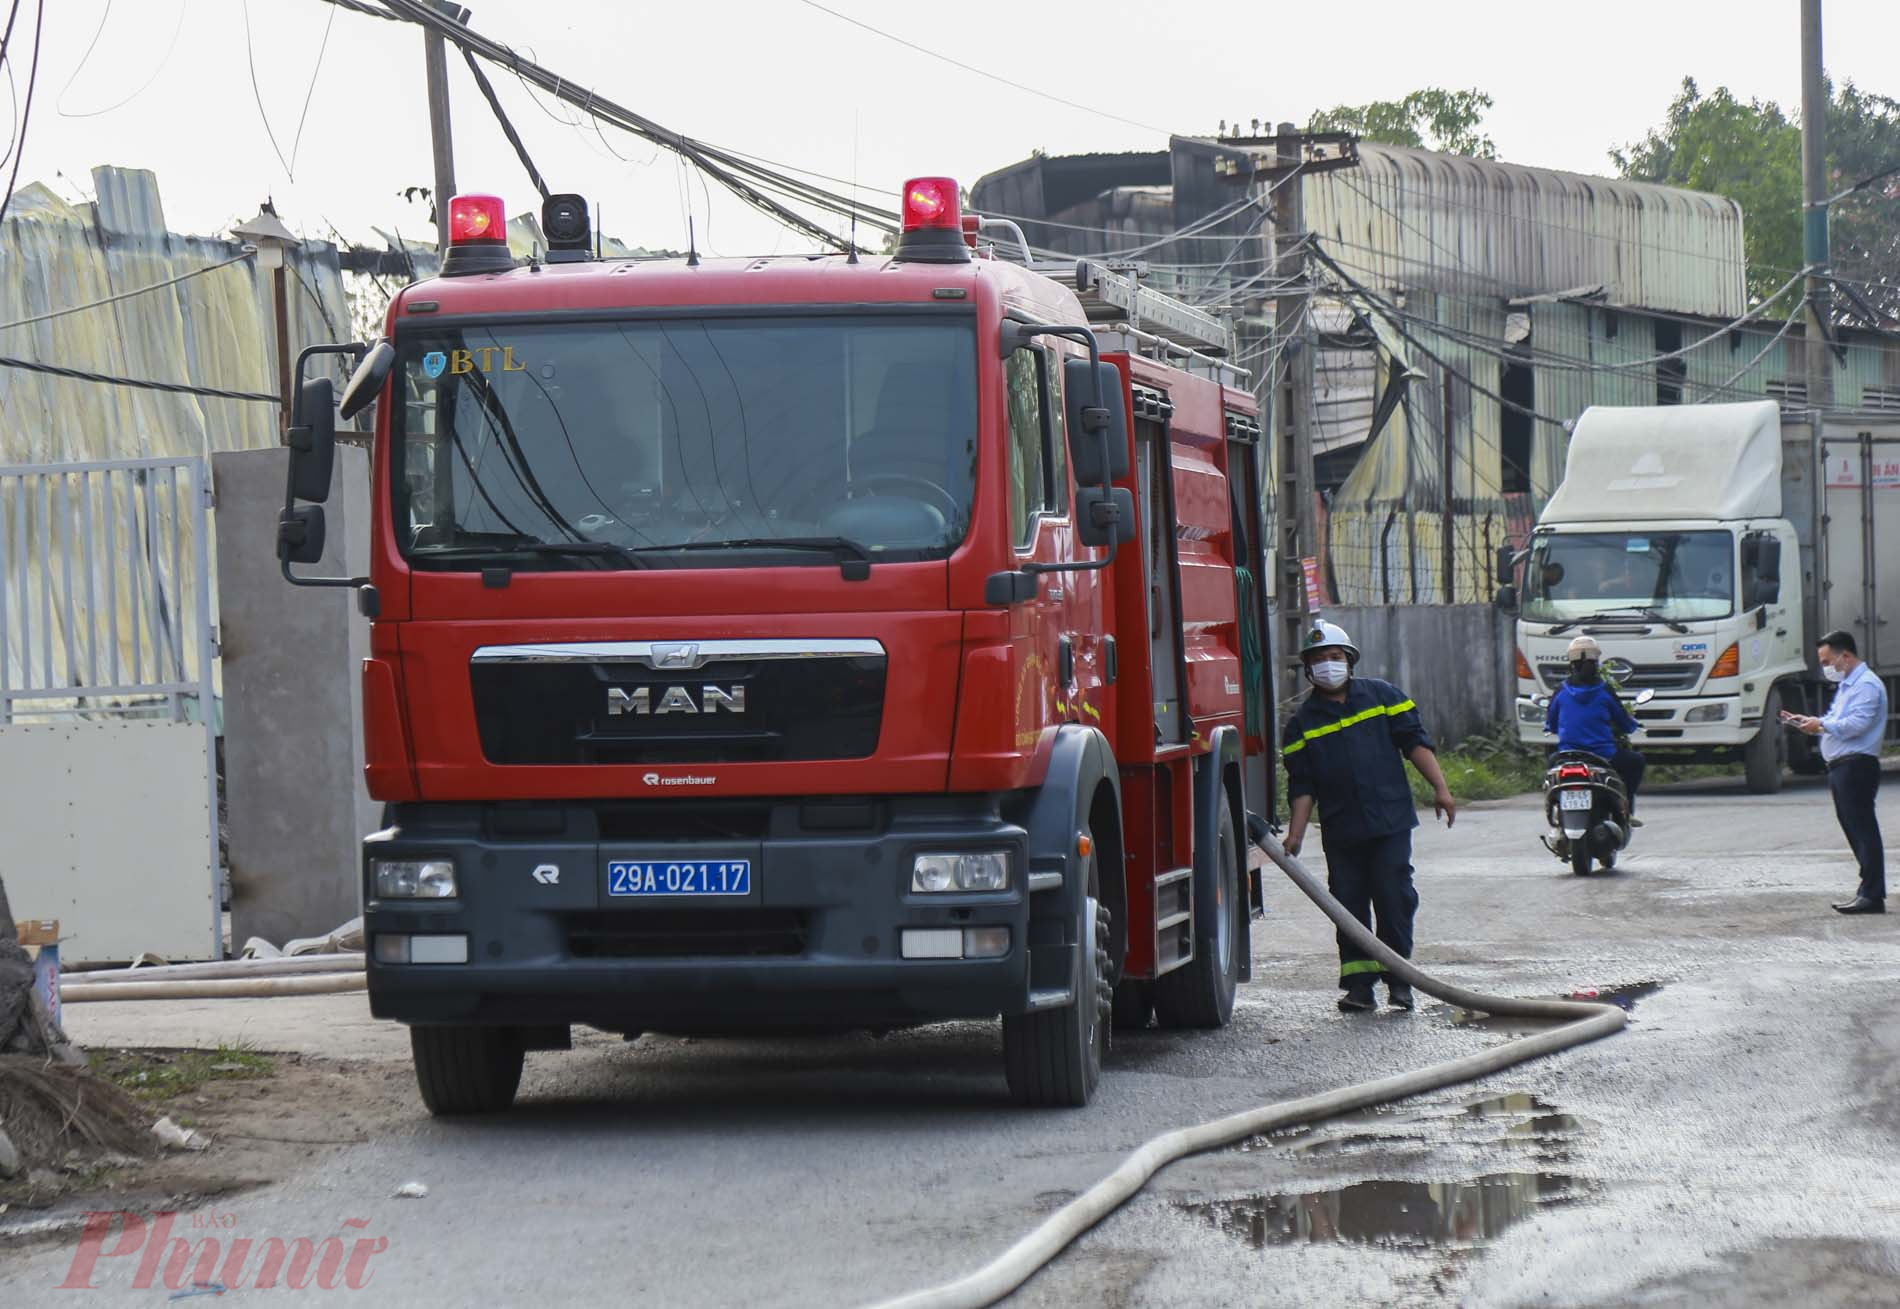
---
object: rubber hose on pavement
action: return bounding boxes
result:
[863,830,1627,1309]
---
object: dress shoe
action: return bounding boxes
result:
[1833,897,1886,915]
[1336,987,1378,1013]
[1386,983,1416,1011]
[1628,816,1644,829]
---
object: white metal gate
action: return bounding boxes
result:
[0,456,221,962]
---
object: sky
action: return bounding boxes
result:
[10,0,1900,257]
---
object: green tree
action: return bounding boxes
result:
[1308,89,1497,158]
[1614,77,1900,323]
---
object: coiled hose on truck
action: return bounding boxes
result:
[864,829,1628,1309]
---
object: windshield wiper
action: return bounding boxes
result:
[411,540,649,569]
[1550,606,1689,635]
[628,536,875,579]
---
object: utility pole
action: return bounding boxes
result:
[1214,125,1358,705]
[1441,375,1456,603]
[1272,121,1318,693]
[424,3,471,257]
[1800,0,1834,411]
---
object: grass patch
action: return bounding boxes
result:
[1407,718,1547,806]
[89,1043,273,1105]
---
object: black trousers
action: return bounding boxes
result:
[1322,831,1417,990]
[1828,754,1886,903]
[1611,748,1646,814]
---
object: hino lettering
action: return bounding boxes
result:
[606,685,746,716]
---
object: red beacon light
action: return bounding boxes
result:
[441,192,516,277]
[893,176,970,265]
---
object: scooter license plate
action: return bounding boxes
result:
[1559,790,1593,811]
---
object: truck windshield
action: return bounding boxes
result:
[390,314,977,569]
[1522,530,1735,623]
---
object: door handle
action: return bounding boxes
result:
[1058,634,1075,687]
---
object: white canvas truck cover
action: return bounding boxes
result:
[1541,400,1782,524]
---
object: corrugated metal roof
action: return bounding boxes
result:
[1306,145,1747,318]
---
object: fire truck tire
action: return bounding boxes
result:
[1003,845,1107,1108]
[1743,688,1785,794]
[410,1025,525,1116]
[1151,802,1240,1029]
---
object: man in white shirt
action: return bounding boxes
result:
[1783,629,1889,914]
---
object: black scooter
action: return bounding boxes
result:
[1533,688,1652,876]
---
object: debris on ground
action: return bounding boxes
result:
[151,1116,210,1152]
[394,1180,429,1199]
[0,1054,155,1179]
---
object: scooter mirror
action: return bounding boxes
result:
[1633,688,1655,705]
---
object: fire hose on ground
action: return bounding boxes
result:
[866,829,1628,1309]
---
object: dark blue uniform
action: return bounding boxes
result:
[1281,677,1433,990]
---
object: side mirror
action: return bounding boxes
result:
[1063,358,1129,485]
[338,340,395,422]
[1632,688,1656,706]
[1076,486,1136,548]
[287,377,336,503]
[1494,584,1519,614]
[1494,543,1517,587]
[277,505,327,565]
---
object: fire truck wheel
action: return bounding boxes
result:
[410,1025,525,1116]
[1152,801,1240,1029]
[1002,840,1107,1108]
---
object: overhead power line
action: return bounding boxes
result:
[791,0,1165,135]
[459,47,549,201]
[0,353,279,403]
[0,0,44,227]
[0,247,257,333]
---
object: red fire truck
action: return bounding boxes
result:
[277,178,1274,1113]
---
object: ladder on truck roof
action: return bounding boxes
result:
[968,219,1245,386]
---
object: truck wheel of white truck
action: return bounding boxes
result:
[1743,688,1785,795]
[411,1025,525,1115]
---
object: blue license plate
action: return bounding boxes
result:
[607,860,752,897]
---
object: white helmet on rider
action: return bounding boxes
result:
[1566,635,1602,664]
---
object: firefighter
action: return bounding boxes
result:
[1281,620,1457,1012]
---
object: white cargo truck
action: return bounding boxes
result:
[1499,401,1900,793]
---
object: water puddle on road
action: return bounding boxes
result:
[1179,1171,1598,1250]
[1463,1092,1591,1139]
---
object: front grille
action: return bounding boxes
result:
[471,650,886,765]
[565,909,809,959]
[1538,662,1701,692]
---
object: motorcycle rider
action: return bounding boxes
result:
[1545,635,1646,823]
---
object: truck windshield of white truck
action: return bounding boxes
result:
[388,312,978,570]
[1522,530,1735,624]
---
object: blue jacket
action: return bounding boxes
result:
[1545,680,1639,757]
[1282,677,1433,846]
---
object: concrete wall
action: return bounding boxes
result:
[1325,603,1517,748]
[213,447,375,948]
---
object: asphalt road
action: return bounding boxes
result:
[11,773,1900,1306]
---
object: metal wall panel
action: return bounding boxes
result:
[0,720,217,962]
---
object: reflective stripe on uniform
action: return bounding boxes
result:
[1339,959,1385,978]
[1283,699,1418,755]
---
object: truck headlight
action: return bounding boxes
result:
[1517,701,1542,723]
[912,851,1011,893]
[373,859,458,899]
[1686,704,1729,723]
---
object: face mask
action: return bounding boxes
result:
[1308,659,1349,690]
[1824,662,1845,683]
[1571,661,1600,685]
